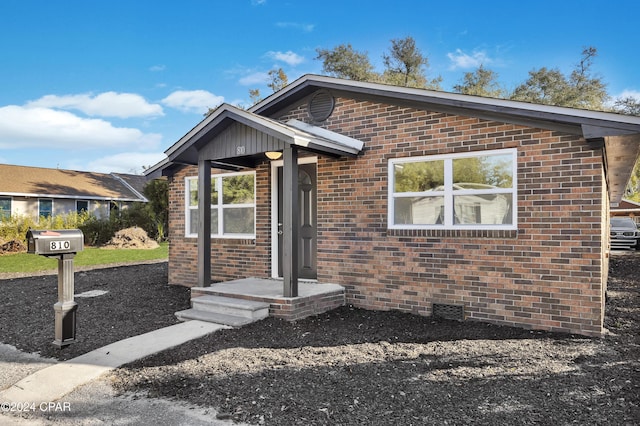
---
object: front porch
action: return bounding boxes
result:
[176,278,345,326]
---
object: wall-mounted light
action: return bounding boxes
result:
[265,151,283,160]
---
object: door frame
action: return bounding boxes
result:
[270,156,318,279]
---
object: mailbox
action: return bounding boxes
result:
[27,229,84,256]
[25,229,83,347]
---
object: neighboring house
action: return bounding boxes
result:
[0,164,148,221]
[146,74,640,337]
[611,198,640,225]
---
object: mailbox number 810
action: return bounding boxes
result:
[50,240,71,251]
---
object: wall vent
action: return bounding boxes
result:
[432,303,464,321]
[308,90,335,122]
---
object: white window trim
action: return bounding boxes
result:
[388,148,518,231]
[185,171,256,239]
[76,200,90,213]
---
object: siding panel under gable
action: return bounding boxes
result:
[199,121,284,160]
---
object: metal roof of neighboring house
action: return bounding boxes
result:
[0,164,148,202]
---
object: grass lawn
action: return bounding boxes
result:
[0,242,169,274]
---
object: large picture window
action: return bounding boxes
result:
[389,149,517,230]
[186,171,256,238]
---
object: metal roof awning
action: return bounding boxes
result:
[145,103,363,179]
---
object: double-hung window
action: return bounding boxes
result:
[39,199,53,219]
[0,197,11,221]
[186,171,256,238]
[389,149,517,230]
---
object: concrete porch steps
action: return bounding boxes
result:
[175,295,270,327]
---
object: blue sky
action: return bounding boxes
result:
[1,0,638,174]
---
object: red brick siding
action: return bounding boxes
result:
[284,98,604,336]
[167,96,605,336]
[167,163,272,286]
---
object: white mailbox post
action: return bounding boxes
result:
[26,229,84,347]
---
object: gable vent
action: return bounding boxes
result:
[308,90,335,122]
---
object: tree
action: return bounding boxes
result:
[249,89,262,105]
[143,178,169,241]
[511,47,608,110]
[614,96,640,116]
[267,68,288,93]
[625,159,640,202]
[247,68,289,106]
[381,36,441,89]
[453,65,505,98]
[315,43,376,81]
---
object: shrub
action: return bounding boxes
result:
[0,211,94,245]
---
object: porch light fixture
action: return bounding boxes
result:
[265,151,283,160]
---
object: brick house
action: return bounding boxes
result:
[147,75,640,337]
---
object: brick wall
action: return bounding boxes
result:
[167,96,606,336]
[167,162,272,286]
[284,98,605,336]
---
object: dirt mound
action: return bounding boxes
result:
[0,239,26,255]
[103,227,159,250]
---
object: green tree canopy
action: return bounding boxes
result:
[382,36,441,89]
[453,65,505,98]
[315,43,376,81]
[511,47,609,110]
[614,96,640,116]
[143,178,169,240]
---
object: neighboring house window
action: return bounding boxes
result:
[39,199,53,219]
[0,197,11,221]
[389,149,517,230]
[186,171,256,238]
[109,201,120,217]
[76,200,89,214]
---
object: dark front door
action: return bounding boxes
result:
[278,162,317,279]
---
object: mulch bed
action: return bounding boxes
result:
[1,254,639,424]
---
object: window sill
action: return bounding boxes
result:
[387,228,519,239]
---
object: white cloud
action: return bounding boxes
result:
[83,151,166,174]
[149,64,166,72]
[615,89,640,101]
[239,72,270,86]
[266,50,304,66]
[0,106,161,150]
[275,22,315,32]
[447,49,492,70]
[161,90,224,114]
[251,0,266,5]
[27,92,164,118]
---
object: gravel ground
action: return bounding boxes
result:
[1,253,639,425]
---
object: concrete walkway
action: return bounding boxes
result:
[0,320,227,404]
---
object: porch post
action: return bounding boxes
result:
[197,159,211,287]
[282,144,299,297]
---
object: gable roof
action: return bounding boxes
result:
[149,74,640,205]
[0,164,148,202]
[252,75,640,206]
[146,103,363,177]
